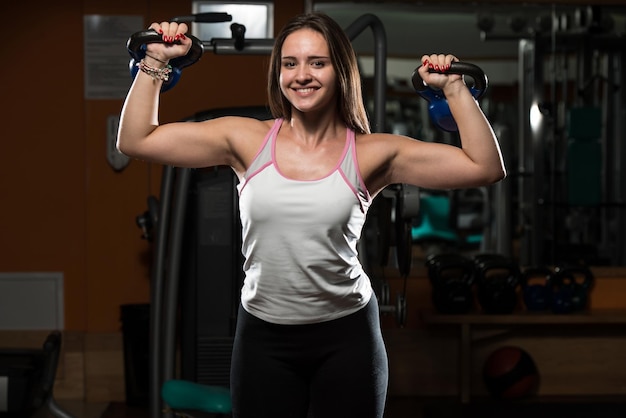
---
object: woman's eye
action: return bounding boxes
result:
[283,61,296,68]
[312,61,324,67]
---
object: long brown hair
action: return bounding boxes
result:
[267,12,371,134]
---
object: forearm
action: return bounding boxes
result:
[117,29,182,155]
[117,56,167,154]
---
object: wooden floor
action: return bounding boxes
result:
[36,397,429,418]
[36,396,626,418]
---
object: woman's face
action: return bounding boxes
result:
[279,28,338,115]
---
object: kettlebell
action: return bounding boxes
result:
[127,29,205,92]
[411,61,488,132]
[520,266,553,311]
[426,253,475,314]
[473,254,520,314]
[549,268,575,314]
[552,265,594,313]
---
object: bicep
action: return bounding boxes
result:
[132,117,245,169]
[389,136,485,190]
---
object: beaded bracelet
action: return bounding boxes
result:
[137,58,172,82]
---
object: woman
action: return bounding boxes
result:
[118,11,505,418]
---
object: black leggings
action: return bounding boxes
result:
[230,296,388,418]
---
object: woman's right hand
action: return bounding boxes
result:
[144,21,193,63]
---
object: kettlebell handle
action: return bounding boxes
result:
[520,266,553,287]
[127,29,204,70]
[554,265,594,289]
[411,61,489,100]
[426,253,474,284]
[473,255,520,287]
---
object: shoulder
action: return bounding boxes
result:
[356,131,432,156]
[211,117,277,171]
[195,116,276,147]
[353,132,399,193]
[355,131,415,157]
[200,115,276,132]
[228,117,277,142]
[354,132,431,195]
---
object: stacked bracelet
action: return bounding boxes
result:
[137,58,172,81]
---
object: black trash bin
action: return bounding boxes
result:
[0,349,44,415]
[120,303,150,407]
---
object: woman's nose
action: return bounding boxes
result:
[295,65,312,82]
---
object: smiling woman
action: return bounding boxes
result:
[277,29,339,121]
[268,15,370,135]
[117,9,504,418]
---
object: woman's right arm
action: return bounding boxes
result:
[117,22,248,169]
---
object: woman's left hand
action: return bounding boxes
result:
[418,54,463,91]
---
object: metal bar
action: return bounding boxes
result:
[149,165,174,418]
[210,39,275,55]
[161,167,192,417]
[518,38,547,267]
[344,13,388,133]
[459,323,472,404]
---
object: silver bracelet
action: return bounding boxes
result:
[137,58,172,81]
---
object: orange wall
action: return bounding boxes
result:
[2,0,304,333]
[3,0,625,334]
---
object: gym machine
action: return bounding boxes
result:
[479,5,626,267]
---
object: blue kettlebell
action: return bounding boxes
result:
[411,62,488,132]
[553,265,594,312]
[550,268,576,314]
[520,266,553,311]
[127,29,204,92]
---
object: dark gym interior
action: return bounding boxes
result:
[2,0,626,417]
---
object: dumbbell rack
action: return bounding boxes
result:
[421,309,626,404]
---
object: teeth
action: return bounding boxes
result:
[297,88,314,93]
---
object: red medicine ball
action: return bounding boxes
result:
[483,346,540,399]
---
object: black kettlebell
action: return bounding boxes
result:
[411,62,488,132]
[520,266,553,311]
[426,253,475,314]
[552,265,594,313]
[474,254,520,314]
[127,29,205,92]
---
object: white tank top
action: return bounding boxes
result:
[237,119,373,324]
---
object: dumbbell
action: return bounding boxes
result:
[411,61,488,132]
[375,279,407,327]
[379,291,408,327]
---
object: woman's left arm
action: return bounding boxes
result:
[383,54,506,191]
